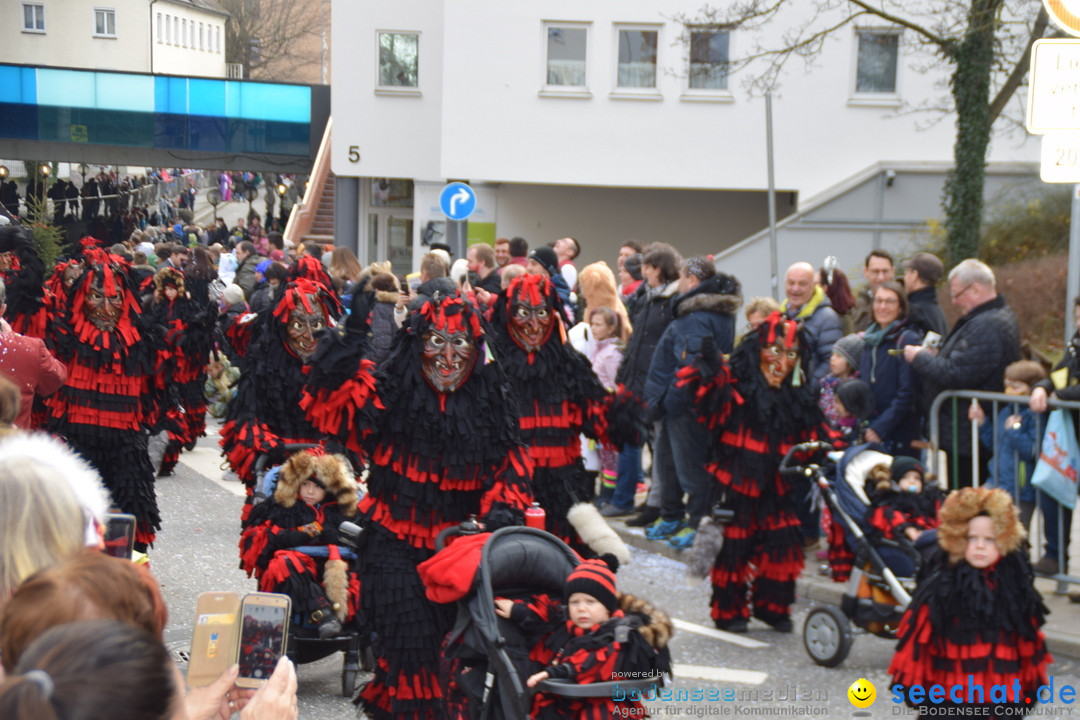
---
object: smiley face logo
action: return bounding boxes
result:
[847,678,876,708]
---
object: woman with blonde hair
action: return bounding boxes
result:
[577,262,632,343]
[0,435,110,608]
[329,246,364,288]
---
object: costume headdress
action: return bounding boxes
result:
[937,486,1025,563]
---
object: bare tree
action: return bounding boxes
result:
[674,0,1057,264]
[223,0,329,83]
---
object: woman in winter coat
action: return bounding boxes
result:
[858,281,923,456]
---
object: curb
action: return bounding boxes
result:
[610,519,1080,660]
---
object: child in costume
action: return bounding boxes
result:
[865,456,942,577]
[494,558,672,720]
[586,307,625,506]
[889,487,1051,718]
[239,447,361,639]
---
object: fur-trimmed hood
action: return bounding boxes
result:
[374,288,400,304]
[937,486,1024,563]
[616,592,673,651]
[273,450,359,516]
[672,272,742,318]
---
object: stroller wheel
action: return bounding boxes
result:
[803,605,853,668]
[343,666,358,697]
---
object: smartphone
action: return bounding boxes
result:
[236,593,291,688]
[187,591,242,688]
[102,513,136,560]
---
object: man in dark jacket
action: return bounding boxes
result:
[641,258,741,547]
[781,262,843,390]
[902,252,947,338]
[904,259,1020,488]
[615,242,681,526]
[233,241,259,301]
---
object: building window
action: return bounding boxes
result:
[688,27,729,90]
[199,22,204,50]
[156,12,161,42]
[165,15,171,44]
[855,30,899,93]
[94,8,116,38]
[182,18,187,47]
[616,27,659,89]
[216,26,221,53]
[378,32,419,89]
[22,3,45,32]
[545,24,587,87]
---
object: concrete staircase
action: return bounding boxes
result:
[302,174,335,246]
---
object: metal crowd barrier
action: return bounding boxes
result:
[927,389,1080,593]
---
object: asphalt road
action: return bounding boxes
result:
[155,427,1080,719]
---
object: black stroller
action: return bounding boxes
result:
[780,442,917,668]
[250,444,374,695]
[436,524,666,720]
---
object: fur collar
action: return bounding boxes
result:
[616,592,673,650]
[374,289,400,304]
[675,292,741,318]
[273,449,359,516]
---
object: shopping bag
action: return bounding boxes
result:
[1031,409,1080,510]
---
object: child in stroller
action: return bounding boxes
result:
[421,526,670,720]
[239,447,362,642]
[865,456,942,578]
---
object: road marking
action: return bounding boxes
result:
[671,618,770,648]
[672,664,768,685]
[180,435,246,498]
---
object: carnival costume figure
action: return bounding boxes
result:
[677,311,835,632]
[301,288,534,720]
[48,244,163,549]
[486,273,643,551]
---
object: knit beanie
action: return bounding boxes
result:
[528,246,560,277]
[891,456,924,484]
[565,559,618,613]
[832,333,865,371]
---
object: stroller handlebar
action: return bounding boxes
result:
[779,441,834,476]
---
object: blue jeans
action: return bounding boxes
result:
[655,413,714,529]
[610,444,642,510]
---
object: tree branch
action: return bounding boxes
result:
[988,6,1050,123]
[845,0,956,51]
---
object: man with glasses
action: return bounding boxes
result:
[903,258,1019,488]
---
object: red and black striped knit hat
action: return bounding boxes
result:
[565,559,618,613]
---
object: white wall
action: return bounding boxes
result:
[331,0,444,179]
[334,0,1038,197]
[2,0,150,72]
[151,2,227,78]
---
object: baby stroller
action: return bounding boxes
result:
[435,524,666,720]
[250,443,374,695]
[780,442,916,668]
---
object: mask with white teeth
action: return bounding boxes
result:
[420,326,477,393]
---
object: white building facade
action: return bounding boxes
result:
[4,0,228,78]
[332,0,1039,277]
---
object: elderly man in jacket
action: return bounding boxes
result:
[903,258,1019,488]
[781,262,843,391]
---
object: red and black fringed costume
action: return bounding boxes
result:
[0,225,49,341]
[890,487,1051,718]
[220,278,340,513]
[676,313,835,630]
[147,267,218,476]
[240,448,362,631]
[487,274,643,551]
[301,290,534,720]
[48,245,163,549]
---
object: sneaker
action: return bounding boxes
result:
[716,618,747,633]
[645,518,686,540]
[600,503,635,518]
[625,506,661,527]
[1033,556,1059,575]
[667,528,697,549]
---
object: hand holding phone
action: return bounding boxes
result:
[236,593,291,688]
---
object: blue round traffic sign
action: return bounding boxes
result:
[439,182,476,221]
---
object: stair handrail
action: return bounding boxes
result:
[284,117,333,246]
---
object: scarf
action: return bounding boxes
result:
[863,320,899,383]
[781,285,825,320]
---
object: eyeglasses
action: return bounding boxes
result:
[950,284,974,300]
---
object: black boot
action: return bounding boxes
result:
[311,608,343,639]
[625,506,660,527]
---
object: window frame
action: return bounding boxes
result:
[849,27,902,107]
[681,25,734,104]
[375,30,421,96]
[610,23,663,101]
[93,7,117,39]
[539,21,592,99]
[22,3,45,33]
